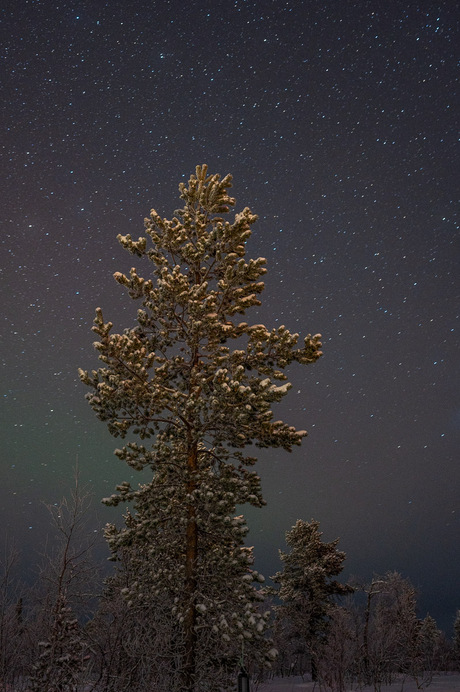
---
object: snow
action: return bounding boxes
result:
[7,673,460,691]
[255,673,460,692]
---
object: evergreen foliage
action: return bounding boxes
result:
[272,519,352,680]
[79,165,322,690]
[28,593,87,692]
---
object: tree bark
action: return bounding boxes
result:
[182,441,198,690]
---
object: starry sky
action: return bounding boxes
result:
[1,1,459,633]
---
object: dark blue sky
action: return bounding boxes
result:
[1,1,458,632]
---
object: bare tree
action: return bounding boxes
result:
[27,468,100,691]
[355,572,429,690]
[314,604,360,692]
[0,537,28,690]
[453,609,460,670]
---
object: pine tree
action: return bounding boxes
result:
[29,593,87,692]
[79,165,322,690]
[272,519,351,680]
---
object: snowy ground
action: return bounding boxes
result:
[255,673,460,691]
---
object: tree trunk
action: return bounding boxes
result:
[182,441,198,690]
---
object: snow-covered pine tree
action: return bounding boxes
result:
[28,593,87,692]
[272,519,351,680]
[79,165,322,690]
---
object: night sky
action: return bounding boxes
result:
[1,1,459,633]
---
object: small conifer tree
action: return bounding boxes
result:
[272,519,351,680]
[79,166,322,690]
[29,593,87,692]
